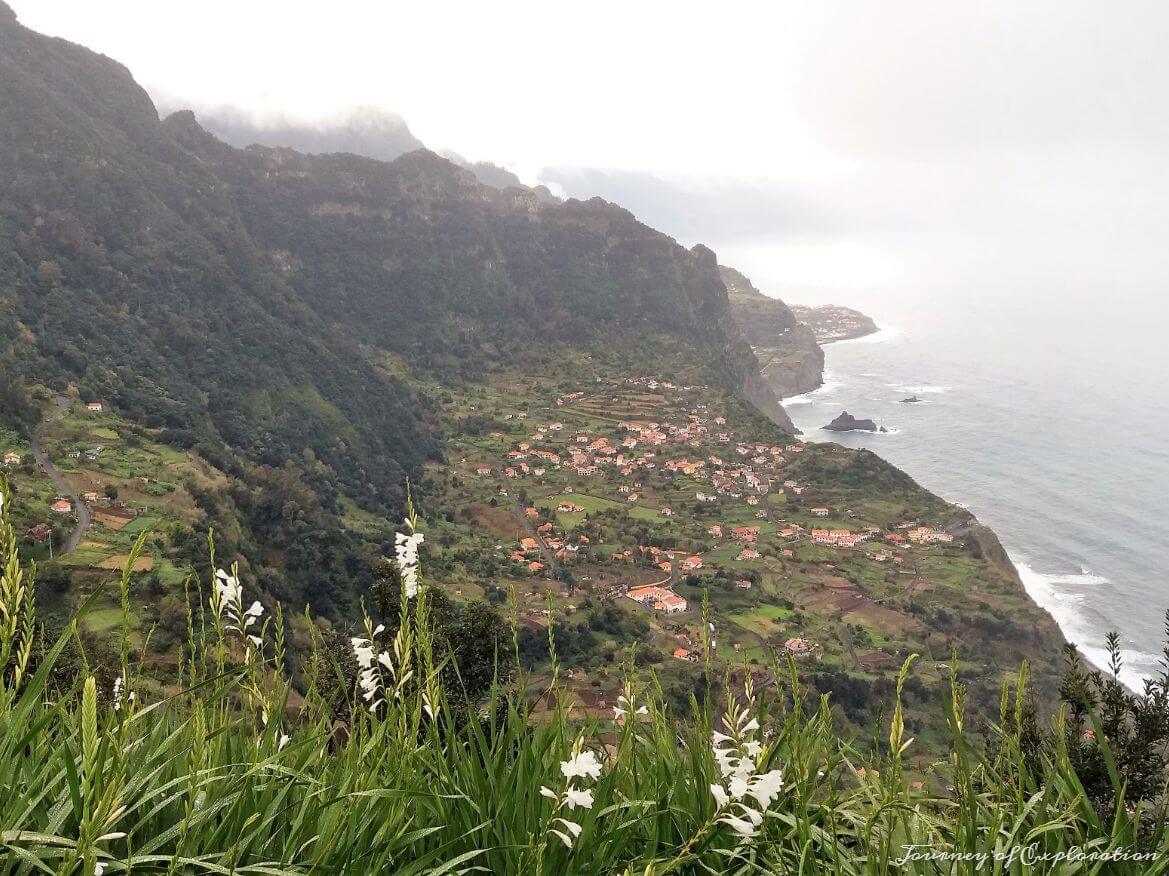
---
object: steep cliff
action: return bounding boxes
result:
[721,265,825,399]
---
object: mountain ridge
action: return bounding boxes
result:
[0,0,795,609]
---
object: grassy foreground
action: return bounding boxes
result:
[2,480,1168,874]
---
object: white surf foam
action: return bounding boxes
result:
[888,384,951,394]
[834,325,904,345]
[1015,560,1160,691]
[783,373,843,405]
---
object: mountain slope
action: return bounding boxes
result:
[721,265,825,399]
[0,2,792,609]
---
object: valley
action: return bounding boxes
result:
[417,360,1065,739]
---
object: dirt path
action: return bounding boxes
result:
[30,396,91,555]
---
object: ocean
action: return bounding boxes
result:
[777,290,1169,690]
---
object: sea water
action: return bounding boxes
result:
[781,291,1169,690]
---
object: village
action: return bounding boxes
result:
[421,367,989,726]
[1,377,1026,736]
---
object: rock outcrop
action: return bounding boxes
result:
[823,412,879,432]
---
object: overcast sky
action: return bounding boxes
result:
[12,0,1169,308]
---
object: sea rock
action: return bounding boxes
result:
[823,411,879,432]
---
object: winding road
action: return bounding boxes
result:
[30,396,91,555]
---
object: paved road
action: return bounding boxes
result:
[500,478,566,585]
[30,396,91,555]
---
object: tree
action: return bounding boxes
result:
[36,259,62,289]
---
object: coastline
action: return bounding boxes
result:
[781,322,1154,692]
[817,323,884,345]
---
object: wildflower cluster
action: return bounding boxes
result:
[540,739,603,848]
[612,682,649,723]
[352,623,391,711]
[212,567,263,656]
[710,683,784,838]
[395,523,424,599]
[111,674,134,712]
[352,616,412,713]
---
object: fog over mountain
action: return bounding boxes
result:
[168,104,426,162]
[16,0,1166,317]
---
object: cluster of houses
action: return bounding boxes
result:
[905,525,954,544]
[811,528,873,548]
[625,584,688,614]
[474,379,962,667]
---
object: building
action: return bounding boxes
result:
[680,556,703,572]
[86,402,103,412]
[51,499,72,514]
[811,508,830,517]
[784,637,815,656]
[3,452,21,466]
[626,585,688,614]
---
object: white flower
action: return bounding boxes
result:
[711,689,785,839]
[278,733,290,751]
[244,600,264,626]
[352,634,389,711]
[555,818,583,837]
[549,829,575,849]
[214,569,243,621]
[94,862,105,876]
[747,769,784,808]
[351,638,375,669]
[562,786,594,810]
[560,750,602,781]
[540,786,558,800]
[395,529,425,599]
[719,813,757,838]
[613,690,649,721]
[549,817,583,847]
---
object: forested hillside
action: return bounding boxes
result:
[0,1,789,611]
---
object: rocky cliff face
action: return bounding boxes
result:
[721,266,825,399]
